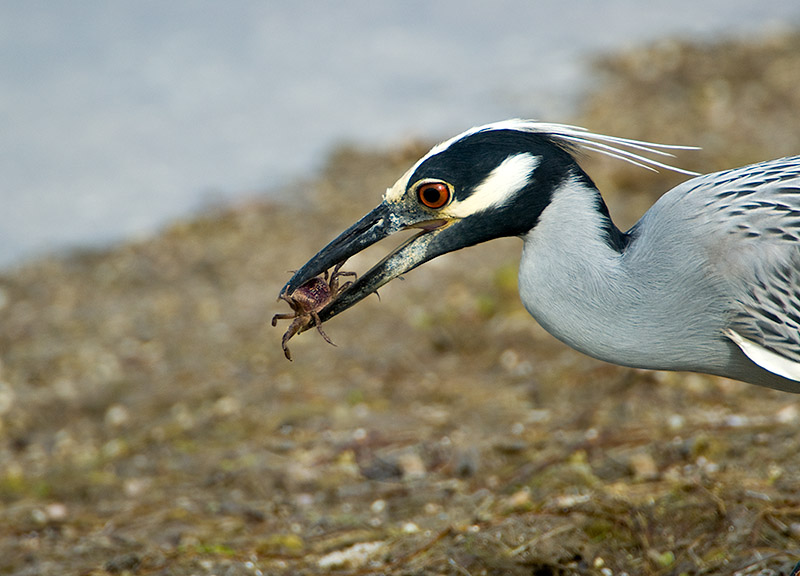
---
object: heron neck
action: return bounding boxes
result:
[517,179,722,371]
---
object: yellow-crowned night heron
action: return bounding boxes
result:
[279,120,800,393]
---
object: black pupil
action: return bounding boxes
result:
[423,186,442,204]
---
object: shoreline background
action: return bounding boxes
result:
[2,1,800,269]
[1,17,800,576]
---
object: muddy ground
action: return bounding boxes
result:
[1,31,800,576]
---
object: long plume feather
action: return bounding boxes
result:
[431,119,700,176]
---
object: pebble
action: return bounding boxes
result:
[124,477,152,498]
[401,522,419,534]
[104,553,141,573]
[504,488,532,511]
[724,414,749,428]
[104,404,130,428]
[667,414,685,430]
[552,493,591,508]
[424,502,442,515]
[317,541,386,570]
[775,404,799,424]
[452,447,480,477]
[30,508,48,525]
[396,452,426,479]
[629,452,659,481]
[45,502,68,521]
[790,522,800,538]
[213,395,241,417]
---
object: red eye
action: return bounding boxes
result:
[416,181,451,209]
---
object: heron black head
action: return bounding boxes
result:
[280,120,698,327]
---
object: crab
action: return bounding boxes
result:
[272,262,356,360]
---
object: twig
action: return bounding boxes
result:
[394,526,452,565]
[448,557,474,576]
[508,524,576,556]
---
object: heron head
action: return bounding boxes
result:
[280,123,585,322]
[279,120,696,326]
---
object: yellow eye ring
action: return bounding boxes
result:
[416,180,452,209]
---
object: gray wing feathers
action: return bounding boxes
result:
[688,157,800,379]
[728,253,800,377]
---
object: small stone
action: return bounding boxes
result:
[789,522,800,538]
[105,553,141,573]
[294,493,314,508]
[401,522,419,534]
[629,452,659,481]
[424,502,441,515]
[776,404,799,424]
[317,541,386,570]
[396,452,426,479]
[104,404,130,428]
[30,509,47,525]
[359,455,403,481]
[553,493,591,508]
[768,463,783,482]
[526,409,551,424]
[124,477,152,498]
[452,447,480,478]
[725,414,749,427]
[668,414,685,430]
[504,488,532,511]
[45,503,68,521]
[213,396,241,417]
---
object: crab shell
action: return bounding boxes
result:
[287,277,332,313]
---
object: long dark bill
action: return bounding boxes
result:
[280,200,452,325]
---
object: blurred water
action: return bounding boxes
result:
[2,0,799,268]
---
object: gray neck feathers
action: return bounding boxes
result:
[518,177,729,372]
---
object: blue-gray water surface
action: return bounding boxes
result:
[2,0,799,268]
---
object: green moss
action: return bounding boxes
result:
[583,518,616,542]
[346,388,365,406]
[475,294,498,318]
[0,470,26,500]
[653,550,675,568]
[255,534,304,555]
[192,542,237,557]
[528,452,601,495]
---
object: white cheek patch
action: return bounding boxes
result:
[442,153,540,218]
